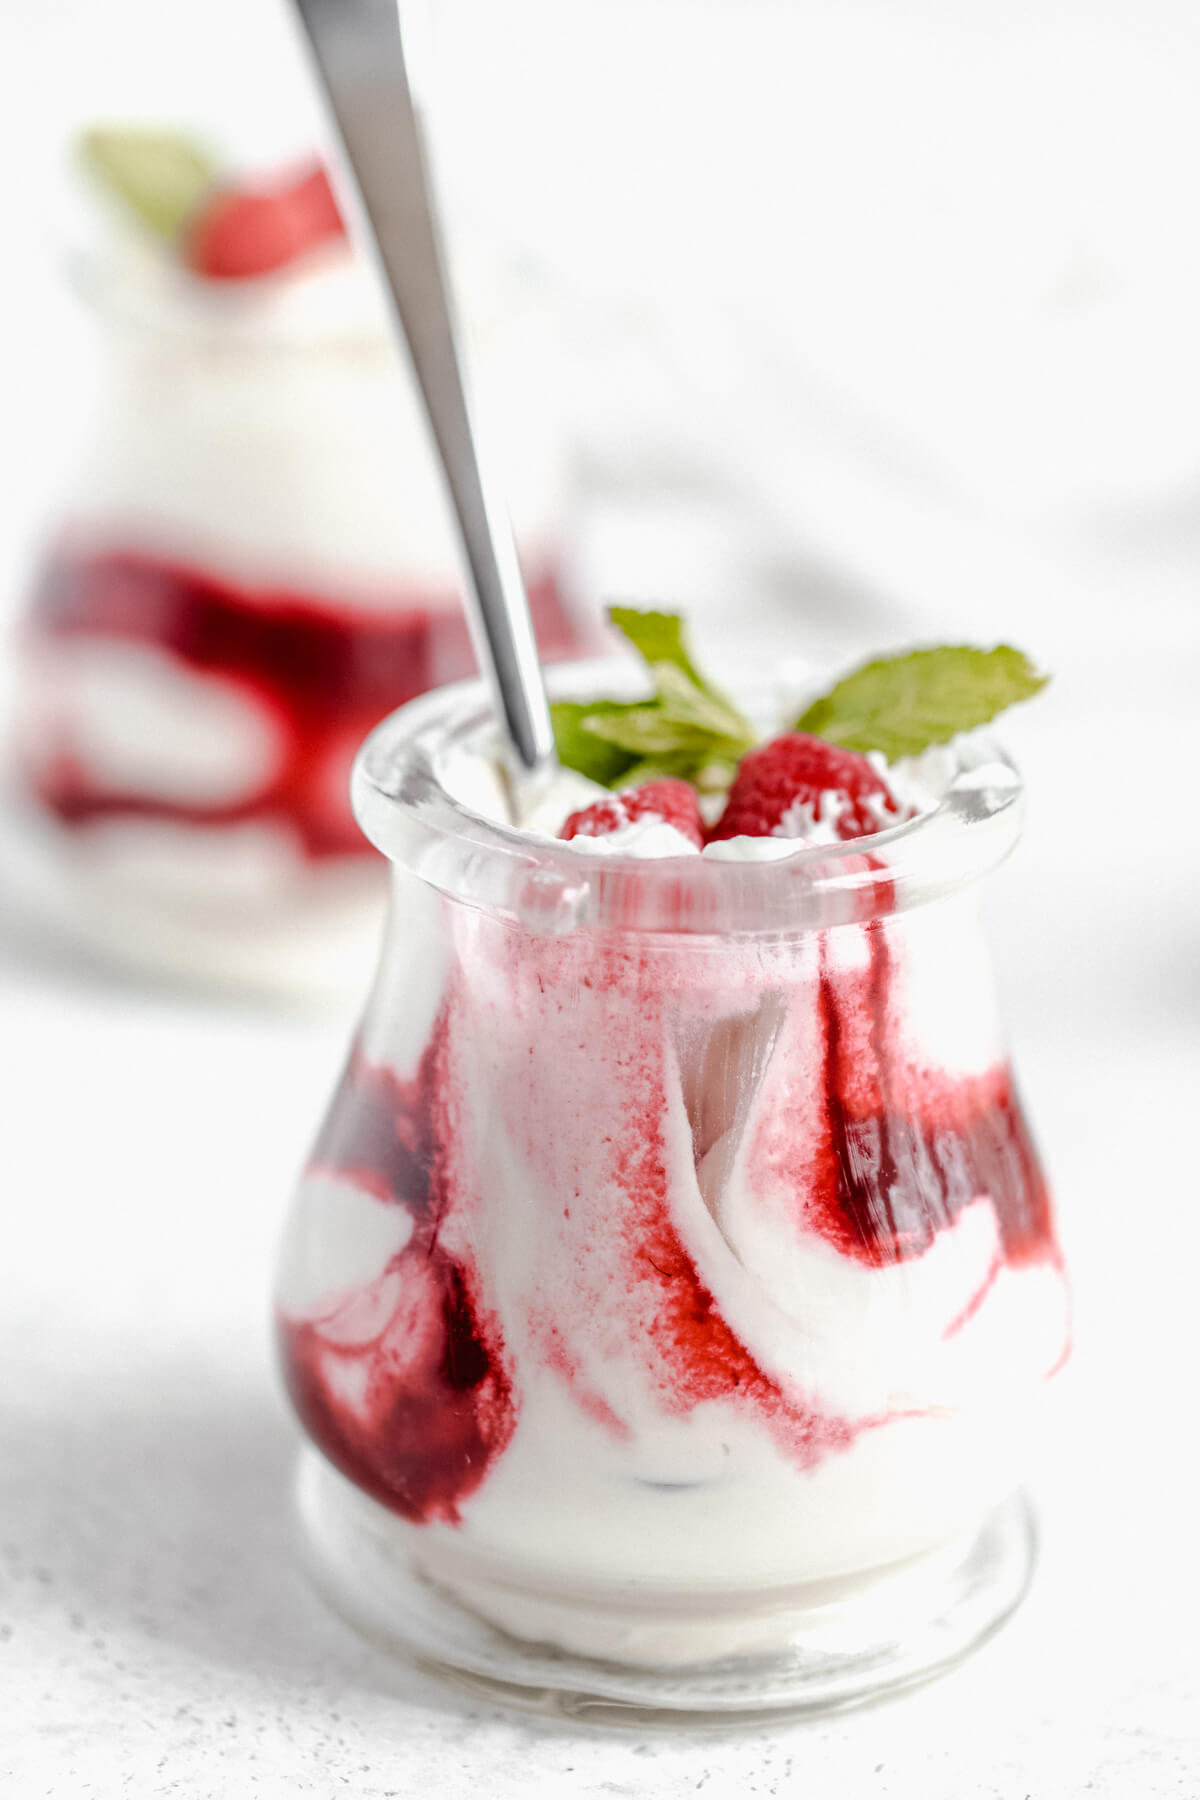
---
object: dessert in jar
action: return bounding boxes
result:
[10,129,585,994]
[274,614,1071,1715]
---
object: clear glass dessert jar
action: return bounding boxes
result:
[274,674,1070,1718]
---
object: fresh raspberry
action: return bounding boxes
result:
[186,164,345,281]
[560,778,704,848]
[708,732,901,844]
[290,165,344,239]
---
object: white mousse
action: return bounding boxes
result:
[277,720,1069,1663]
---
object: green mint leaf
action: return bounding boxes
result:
[795,644,1048,761]
[578,707,706,756]
[551,607,756,789]
[79,127,219,242]
[614,752,698,784]
[621,754,740,793]
[649,661,753,743]
[550,701,639,787]
[580,709,748,761]
[609,607,750,724]
[607,607,708,689]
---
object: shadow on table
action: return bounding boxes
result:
[0,1371,477,1723]
[3,1371,796,1746]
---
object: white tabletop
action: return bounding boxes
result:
[3,632,1198,1799]
[3,1,1200,1782]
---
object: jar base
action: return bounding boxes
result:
[294,1450,1036,1722]
[0,792,384,1001]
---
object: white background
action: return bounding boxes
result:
[2,3,1199,1795]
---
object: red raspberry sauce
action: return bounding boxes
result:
[278,1032,516,1525]
[24,542,580,860]
[805,932,1057,1267]
[277,930,1064,1527]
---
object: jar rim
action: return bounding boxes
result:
[64,241,390,352]
[353,660,1026,936]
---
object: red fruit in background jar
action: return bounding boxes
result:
[708,732,902,844]
[560,778,704,848]
[186,164,345,280]
[290,165,343,238]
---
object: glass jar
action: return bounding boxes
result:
[10,245,588,996]
[274,670,1070,1717]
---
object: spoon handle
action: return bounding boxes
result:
[293,0,557,776]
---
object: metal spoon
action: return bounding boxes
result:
[292,0,558,787]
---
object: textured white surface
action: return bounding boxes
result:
[2,0,1200,1787]
[2,644,1198,1798]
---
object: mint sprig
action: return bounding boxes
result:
[795,645,1047,761]
[553,617,1047,791]
[79,127,219,242]
[551,608,756,790]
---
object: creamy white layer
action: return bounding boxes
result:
[66,242,566,595]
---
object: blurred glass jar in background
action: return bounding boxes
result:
[11,138,587,997]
